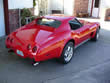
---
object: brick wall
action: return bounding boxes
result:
[74,0,89,16]
[8,8,34,33]
[105,8,110,21]
[9,9,19,33]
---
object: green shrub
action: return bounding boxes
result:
[33,0,36,8]
[21,8,32,26]
[21,8,32,17]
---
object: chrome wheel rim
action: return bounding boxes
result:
[64,46,73,62]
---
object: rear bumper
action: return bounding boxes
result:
[5,39,62,62]
[6,43,35,60]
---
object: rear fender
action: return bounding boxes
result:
[91,23,100,38]
[60,37,75,54]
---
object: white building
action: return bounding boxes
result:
[0,0,6,37]
[0,0,33,37]
[48,0,74,15]
[48,0,110,19]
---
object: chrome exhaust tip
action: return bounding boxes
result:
[33,62,40,67]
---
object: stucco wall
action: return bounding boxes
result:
[0,0,5,37]
[48,0,63,14]
[88,0,92,15]
[8,0,34,33]
[99,0,110,20]
[99,0,109,18]
[39,0,48,15]
[64,0,74,15]
[48,0,74,15]
[8,0,33,9]
[100,0,110,8]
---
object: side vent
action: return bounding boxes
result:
[91,32,94,36]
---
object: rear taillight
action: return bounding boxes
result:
[27,44,31,50]
[32,46,37,53]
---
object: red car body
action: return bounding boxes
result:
[6,15,100,62]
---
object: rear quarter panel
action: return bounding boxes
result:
[35,21,72,61]
[88,22,100,38]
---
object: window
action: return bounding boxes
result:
[95,0,100,8]
[69,19,83,30]
[37,18,61,28]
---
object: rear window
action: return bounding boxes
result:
[37,18,61,28]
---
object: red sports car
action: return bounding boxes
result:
[6,15,100,65]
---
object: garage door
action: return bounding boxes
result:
[0,0,5,37]
[64,0,74,15]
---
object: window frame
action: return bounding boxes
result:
[69,18,83,30]
[36,18,62,28]
[94,0,100,8]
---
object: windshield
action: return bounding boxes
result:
[37,18,61,28]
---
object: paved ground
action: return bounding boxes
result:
[0,28,110,83]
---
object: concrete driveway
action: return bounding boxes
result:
[0,29,110,83]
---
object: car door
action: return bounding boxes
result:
[74,25,90,44]
[70,19,90,45]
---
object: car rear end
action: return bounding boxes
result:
[6,35,38,60]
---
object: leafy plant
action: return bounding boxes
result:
[21,8,32,26]
[33,0,36,8]
[21,8,32,17]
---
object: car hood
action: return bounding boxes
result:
[13,24,55,46]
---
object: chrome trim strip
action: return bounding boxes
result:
[75,38,90,49]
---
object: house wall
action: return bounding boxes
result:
[87,0,110,20]
[64,0,74,15]
[105,8,110,20]
[88,0,92,16]
[8,0,33,9]
[48,0,63,14]
[8,9,19,32]
[0,0,5,37]
[74,0,89,16]
[38,0,48,15]
[8,0,33,33]
[48,0,74,15]
[48,0,51,14]
[99,0,110,9]
[99,0,110,20]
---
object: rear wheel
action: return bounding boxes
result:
[59,42,74,64]
[91,28,100,41]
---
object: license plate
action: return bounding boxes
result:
[17,50,24,57]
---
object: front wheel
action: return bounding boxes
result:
[59,42,74,64]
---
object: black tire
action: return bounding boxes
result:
[91,28,100,41]
[59,42,74,64]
